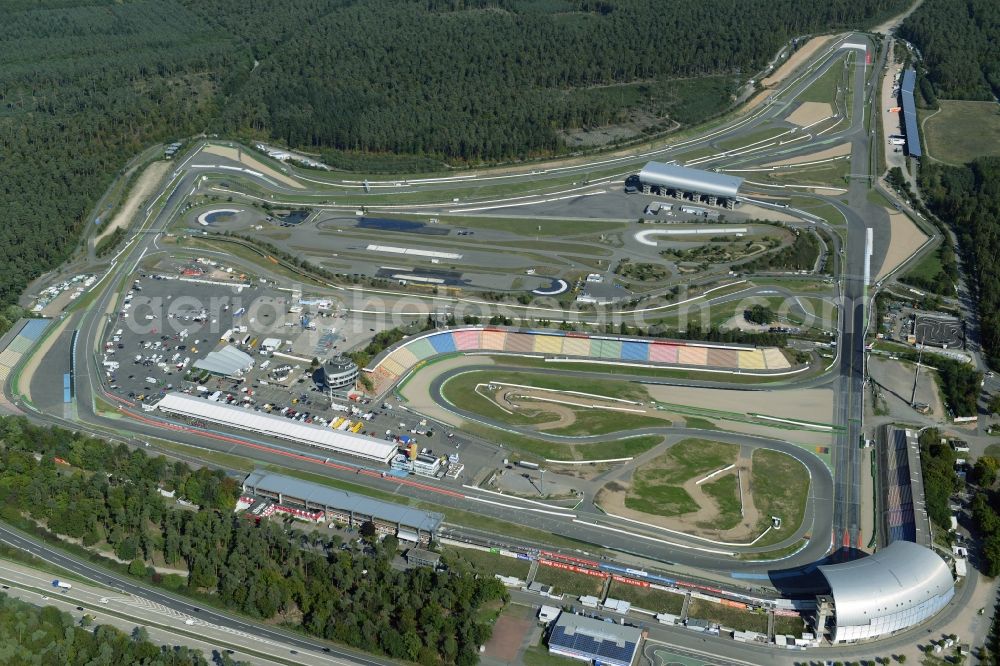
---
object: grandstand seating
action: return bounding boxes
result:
[364,327,792,396]
[880,429,918,543]
[0,319,52,393]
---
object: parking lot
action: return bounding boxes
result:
[99,259,481,478]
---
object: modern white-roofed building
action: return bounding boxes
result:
[192,345,254,377]
[633,162,743,208]
[155,392,395,463]
[817,540,954,643]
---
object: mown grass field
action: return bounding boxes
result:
[749,449,811,547]
[624,438,739,516]
[797,59,848,105]
[606,581,685,614]
[461,422,663,462]
[761,158,850,188]
[686,598,768,633]
[532,565,606,597]
[700,474,742,530]
[901,245,946,286]
[924,100,1000,164]
[440,369,668,436]
[442,546,531,580]
[773,614,806,637]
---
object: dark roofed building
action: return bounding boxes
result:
[548,613,642,666]
[900,69,922,158]
[242,470,442,542]
[405,548,441,568]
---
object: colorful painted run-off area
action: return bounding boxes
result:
[366,326,792,396]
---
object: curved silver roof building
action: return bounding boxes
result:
[638,161,743,198]
[819,541,954,642]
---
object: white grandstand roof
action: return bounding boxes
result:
[638,161,743,198]
[193,345,253,376]
[818,540,954,628]
[155,392,395,463]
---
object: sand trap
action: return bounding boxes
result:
[498,388,577,430]
[202,145,305,189]
[876,209,929,280]
[733,203,799,223]
[95,161,170,244]
[786,101,834,127]
[763,142,851,167]
[645,384,833,425]
[398,355,497,426]
[763,36,836,88]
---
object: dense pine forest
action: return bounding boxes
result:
[0,416,507,664]
[898,0,1000,101]
[899,1,1000,365]
[920,158,1000,366]
[0,0,906,320]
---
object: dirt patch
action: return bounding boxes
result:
[872,0,924,34]
[645,384,832,425]
[876,209,928,280]
[763,142,851,167]
[95,160,170,244]
[734,203,800,223]
[596,457,763,542]
[720,314,772,333]
[482,605,535,663]
[501,389,577,431]
[202,145,305,189]
[742,89,775,114]
[762,36,836,88]
[785,101,834,127]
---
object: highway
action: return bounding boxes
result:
[0,523,391,665]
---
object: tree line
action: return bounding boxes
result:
[920,158,1000,367]
[0,0,908,328]
[0,417,507,664]
[898,0,1000,101]
[0,592,248,666]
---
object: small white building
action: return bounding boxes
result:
[602,598,631,614]
[539,605,561,623]
[412,454,441,477]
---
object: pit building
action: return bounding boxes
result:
[632,162,743,208]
